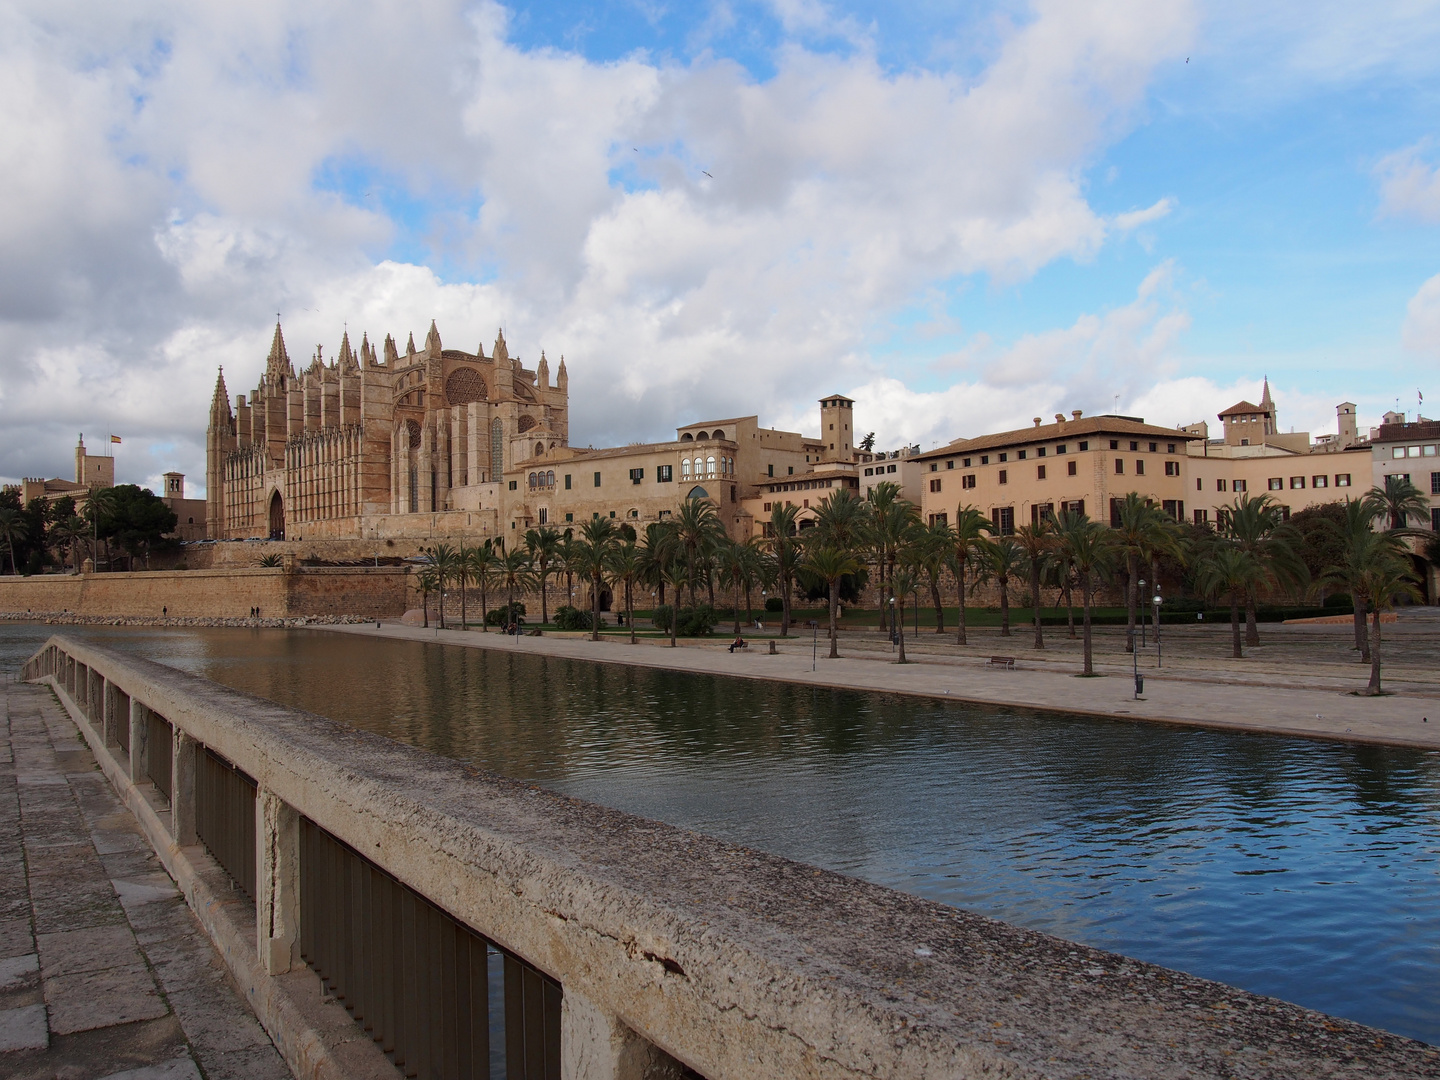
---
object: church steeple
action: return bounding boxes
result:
[425,320,442,357]
[556,355,567,389]
[537,350,550,388]
[266,319,292,380]
[337,329,355,371]
[492,329,508,365]
[406,332,417,359]
[1260,376,1276,435]
[383,333,399,366]
[210,367,232,423]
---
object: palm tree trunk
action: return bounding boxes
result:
[999,578,1010,637]
[480,581,489,631]
[1367,608,1383,695]
[781,572,791,637]
[1124,557,1136,652]
[591,574,602,642]
[1081,572,1094,675]
[541,570,548,627]
[628,579,636,644]
[437,577,445,630]
[733,580,742,635]
[897,618,907,663]
[1030,565,1044,650]
[670,590,679,648]
[930,578,945,633]
[1230,595,1242,658]
[744,582,753,627]
[1065,580,1076,638]
[1245,593,1259,647]
[828,580,840,658]
[1352,597,1368,660]
[460,574,468,628]
[956,560,967,646]
[422,590,429,629]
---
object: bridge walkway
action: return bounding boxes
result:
[0,679,290,1079]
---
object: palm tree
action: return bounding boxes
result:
[912,519,955,634]
[801,545,861,658]
[53,516,88,574]
[812,487,871,554]
[466,542,498,631]
[1222,493,1307,646]
[426,542,459,629]
[865,481,908,632]
[675,498,723,608]
[657,551,688,648]
[1363,475,1430,533]
[890,565,919,663]
[951,506,991,646]
[766,502,803,636]
[1321,511,1413,668]
[454,544,475,627]
[1014,521,1053,650]
[606,537,643,644]
[1111,493,1182,653]
[1353,554,1423,695]
[497,547,532,630]
[558,530,581,606]
[415,567,438,628]
[0,507,29,575]
[1193,544,1268,659]
[715,537,765,634]
[638,521,680,608]
[1054,511,1113,676]
[524,526,563,626]
[1043,542,1078,639]
[978,537,1023,637]
[576,517,618,641]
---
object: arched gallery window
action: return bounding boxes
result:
[706,456,716,477]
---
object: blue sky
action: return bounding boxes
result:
[1,0,1438,490]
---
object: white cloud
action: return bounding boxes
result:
[1403,273,1440,357]
[0,0,1199,490]
[1375,142,1440,223]
[1112,197,1175,231]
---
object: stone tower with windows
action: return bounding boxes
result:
[819,394,855,463]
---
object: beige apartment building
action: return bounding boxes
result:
[914,412,1200,533]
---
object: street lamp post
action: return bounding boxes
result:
[889,597,896,653]
[1154,589,1163,667]
[1138,578,1147,647]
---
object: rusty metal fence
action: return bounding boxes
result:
[300,817,561,1080]
[196,746,257,900]
[147,710,173,802]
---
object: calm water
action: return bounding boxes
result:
[6,623,1440,1044]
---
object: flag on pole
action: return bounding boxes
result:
[110,435,122,444]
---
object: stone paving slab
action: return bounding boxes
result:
[1,681,291,1079]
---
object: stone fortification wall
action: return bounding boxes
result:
[0,567,410,619]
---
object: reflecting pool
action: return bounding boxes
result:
[6,623,1438,1044]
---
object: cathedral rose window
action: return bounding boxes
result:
[517,415,536,433]
[444,367,487,405]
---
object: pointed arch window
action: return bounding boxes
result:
[490,418,504,479]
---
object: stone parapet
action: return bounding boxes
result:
[22,634,1439,1079]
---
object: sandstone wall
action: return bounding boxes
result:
[0,567,411,619]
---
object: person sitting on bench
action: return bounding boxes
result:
[728,634,747,653]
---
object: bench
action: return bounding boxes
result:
[987,656,1016,670]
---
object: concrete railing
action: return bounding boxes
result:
[23,636,1437,1080]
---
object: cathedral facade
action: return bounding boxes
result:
[206,320,568,540]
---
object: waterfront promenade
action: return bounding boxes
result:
[328,618,1440,751]
[0,680,288,1078]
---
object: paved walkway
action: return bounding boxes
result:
[330,622,1440,751]
[0,680,290,1079]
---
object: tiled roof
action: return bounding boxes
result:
[1218,400,1268,417]
[914,416,1200,461]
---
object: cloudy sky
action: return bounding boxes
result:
[2,0,1438,495]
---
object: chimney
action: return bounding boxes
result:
[1055,413,1066,425]
[1033,417,1042,427]
[1072,409,1083,420]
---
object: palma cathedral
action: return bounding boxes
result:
[206,320,569,540]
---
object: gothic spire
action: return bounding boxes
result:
[406,332,417,358]
[210,367,232,422]
[556,355,567,387]
[425,319,442,357]
[384,334,399,366]
[266,319,291,379]
[338,329,355,370]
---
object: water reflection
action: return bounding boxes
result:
[5,623,1439,1045]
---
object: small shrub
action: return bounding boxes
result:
[650,604,717,636]
[651,604,674,633]
[764,597,784,612]
[258,553,283,567]
[485,601,527,626]
[553,605,593,631]
[1324,592,1352,608]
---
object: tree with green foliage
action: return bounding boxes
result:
[1364,474,1430,533]
[53,515,89,574]
[466,542,498,631]
[865,481,913,633]
[425,542,460,629]
[889,565,919,663]
[606,536,643,644]
[524,526,563,626]
[87,485,177,571]
[1111,493,1183,653]
[1322,528,1422,694]
[1014,520,1053,650]
[1193,544,1268,659]
[801,544,862,659]
[912,519,955,634]
[950,506,991,646]
[1222,493,1308,646]
[638,521,681,609]
[576,517,618,641]
[497,547,533,631]
[0,505,28,575]
[976,536,1024,637]
[675,498,724,608]
[1053,510,1114,676]
[765,502,803,636]
[415,566,438,628]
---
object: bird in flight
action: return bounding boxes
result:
[702,170,713,178]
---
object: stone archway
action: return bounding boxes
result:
[268,491,285,540]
